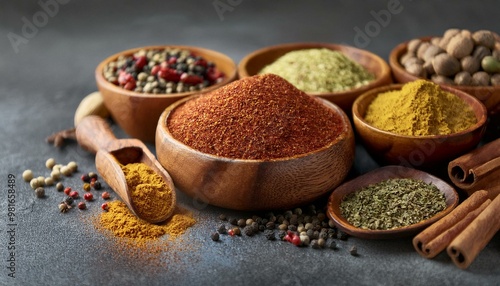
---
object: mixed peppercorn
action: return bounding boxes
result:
[211,204,359,254]
[102,48,226,93]
[23,158,110,213]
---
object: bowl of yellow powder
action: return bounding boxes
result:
[352,79,488,167]
[238,42,393,114]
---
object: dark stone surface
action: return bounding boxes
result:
[0,1,499,285]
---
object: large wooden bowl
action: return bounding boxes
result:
[238,42,393,114]
[327,165,459,239]
[352,84,488,168]
[95,45,238,142]
[156,95,355,211]
[389,38,500,114]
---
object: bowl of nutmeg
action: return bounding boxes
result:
[389,29,500,114]
[156,74,355,211]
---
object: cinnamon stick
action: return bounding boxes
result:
[412,190,490,258]
[447,194,500,269]
[448,138,500,199]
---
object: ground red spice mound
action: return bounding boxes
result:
[167,74,344,160]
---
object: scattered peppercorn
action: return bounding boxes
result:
[229,218,238,226]
[78,202,87,210]
[350,245,358,256]
[64,187,72,195]
[218,214,227,221]
[30,178,39,190]
[329,241,337,250]
[243,226,255,236]
[101,191,110,200]
[35,187,45,198]
[69,191,79,199]
[232,227,241,236]
[22,169,34,182]
[311,239,320,249]
[56,182,64,192]
[264,230,276,241]
[83,183,91,192]
[101,202,109,211]
[217,224,227,234]
[81,173,90,183]
[45,158,56,169]
[64,196,74,205]
[338,231,349,241]
[83,193,93,201]
[60,166,72,176]
[211,232,220,241]
[67,161,78,173]
[88,172,98,180]
[44,177,54,186]
[91,180,102,190]
[58,202,70,213]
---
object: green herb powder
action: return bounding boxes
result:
[259,48,375,93]
[340,178,446,230]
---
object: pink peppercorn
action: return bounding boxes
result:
[83,193,93,201]
[77,202,87,210]
[63,187,72,195]
[101,191,110,200]
[69,191,79,199]
[101,203,109,211]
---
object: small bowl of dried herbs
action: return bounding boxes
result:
[327,165,459,239]
[238,42,393,114]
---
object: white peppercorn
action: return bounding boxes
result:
[67,161,78,172]
[60,166,72,176]
[45,158,56,169]
[36,176,45,187]
[44,177,54,186]
[30,178,39,190]
[51,169,61,181]
[22,169,34,182]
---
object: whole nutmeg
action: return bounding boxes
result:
[491,73,500,86]
[472,71,490,86]
[446,34,474,59]
[417,42,431,60]
[432,53,460,76]
[439,28,461,49]
[460,55,480,74]
[454,71,472,85]
[407,39,422,53]
[431,74,455,85]
[406,63,426,77]
[472,30,496,49]
[421,44,444,62]
[472,45,492,60]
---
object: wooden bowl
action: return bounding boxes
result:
[238,42,393,114]
[95,45,238,142]
[155,95,355,211]
[352,84,488,167]
[389,38,500,114]
[327,165,459,239]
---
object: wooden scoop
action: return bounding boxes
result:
[75,115,176,223]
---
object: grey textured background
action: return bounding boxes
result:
[1,1,499,285]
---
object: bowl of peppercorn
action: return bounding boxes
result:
[156,74,356,211]
[95,45,238,142]
[238,42,393,114]
[389,29,500,114]
[352,80,488,168]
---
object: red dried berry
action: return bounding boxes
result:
[292,235,302,246]
[77,202,87,210]
[63,187,72,195]
[151,65,161,76]
[101,203,109,211]
[101,191,110,200]
[180,73,203,85]
[69,191,79,199]
[134,56,147,70]
[83,193,93,201]
[81,174,90,183]
[228,229,235,237]
[123,81,136,90]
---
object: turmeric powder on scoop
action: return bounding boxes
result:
[121,162,173,222]
[364,80,476,136]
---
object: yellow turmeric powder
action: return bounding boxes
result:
[364,80,476,136]
[121,162,173,222]
[98,200,196,241]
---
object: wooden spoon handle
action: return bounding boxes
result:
[75,115,117,154]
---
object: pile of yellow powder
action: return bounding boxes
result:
[364,80,477,136]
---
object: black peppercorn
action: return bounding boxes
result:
[338,231,349,241]
[229,218,238,226]
[350,245,358,256]
[219,214,227,221]
[311,239,320,249]
[64,196,74,205]
[258,225,265,232]
[243,226,254,236]
[264,230,275,240]
[266,221,275,230]
[329,240,337,250]
[217,224,227,234]
[288,225,297,232]
[211,232,220,241]
[93,181,102,190]
[278,230,287,240]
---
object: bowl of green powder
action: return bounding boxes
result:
[238,42,393,114]
[352,79,488,167]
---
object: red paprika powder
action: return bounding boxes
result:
[167,74,343,160]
